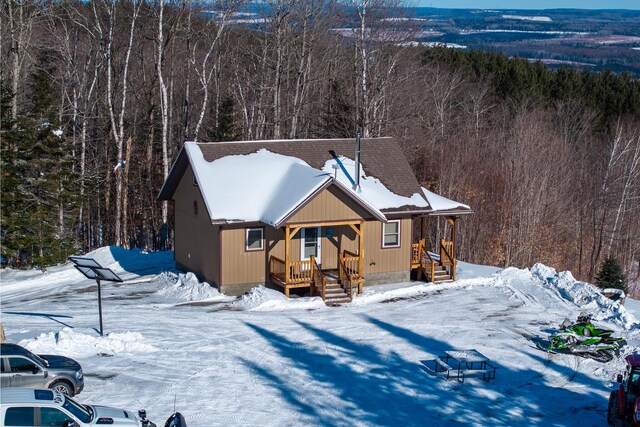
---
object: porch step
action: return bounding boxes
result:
[324,284,345,295]
[323,283,351,305]
[417,264,453,283]
[325,298,352,305]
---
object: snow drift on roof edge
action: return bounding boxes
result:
[321,156,428,210]
[422,187,470,211]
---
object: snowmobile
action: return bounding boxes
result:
[535,313,626,362]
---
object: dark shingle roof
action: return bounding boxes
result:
[158,137,431,214]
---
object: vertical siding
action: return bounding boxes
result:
[266,226,285,260]
[362,218,412,274]
[173,166,414,287]
[174,166,220,286]
[220,224,267,285]
[287,185,371,223]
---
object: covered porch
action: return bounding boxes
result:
[269,220,365,304]
[411,215,459,283]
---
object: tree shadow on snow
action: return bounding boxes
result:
[240,316,608,427]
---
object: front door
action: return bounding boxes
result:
[301,227,321,267]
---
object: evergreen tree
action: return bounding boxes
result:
[0,53,79,267]
[207,95,240,142]
[595,256,628,293]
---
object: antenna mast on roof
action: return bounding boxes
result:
[354,129,361,192]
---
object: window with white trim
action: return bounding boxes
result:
[382,220,400,248]
[245,227,264,251]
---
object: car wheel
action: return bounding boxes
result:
[50,381,74,396]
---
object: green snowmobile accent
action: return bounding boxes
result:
[534,313,626,362]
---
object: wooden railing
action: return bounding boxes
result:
[338,257,353,299]
[270,256,286,283]
[422,249,437,282]
[311,256,326,299]
[288,259,313,284]
[440,239,456,281]
[341,251,360,277]
[411,239,425,267]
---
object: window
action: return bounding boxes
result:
[245,228,264,251]
[1,357,7,373]
[62,396,91,423]
[382,220,400,248]
[4,407,35,426]
[39,408,73,427]
[9,357,37,373]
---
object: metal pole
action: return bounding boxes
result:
[97,278,104,336]
[354,130,361,191]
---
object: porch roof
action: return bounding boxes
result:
[422,188,473,216]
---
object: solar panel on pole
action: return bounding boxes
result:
[69,256,123,336]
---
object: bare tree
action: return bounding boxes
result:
[191,1,239,141]
[92,0,142,247]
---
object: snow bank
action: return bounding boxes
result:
[20,328,157,358]
[528,263,639,330]
[231,286,326,311]
[86,246,174,273]
[156,272,233,302]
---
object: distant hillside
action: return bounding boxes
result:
[410,8,640,75]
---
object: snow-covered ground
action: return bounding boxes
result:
[1,247,639,426]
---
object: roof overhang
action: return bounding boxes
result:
[427,209,474,217]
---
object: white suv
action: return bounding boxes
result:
[0,388,156,427]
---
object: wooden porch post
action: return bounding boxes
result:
[358,221,364,294]
[447,216,457,281]
[285,225,290,296]
[447,216,456,258]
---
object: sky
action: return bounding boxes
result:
[416,0,640,9]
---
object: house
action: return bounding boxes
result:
[158,137,472,303]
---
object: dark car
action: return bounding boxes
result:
[0,343,84,396]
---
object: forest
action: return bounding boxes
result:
[1,0,639,292]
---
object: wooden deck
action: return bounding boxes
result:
[269,253,363,304]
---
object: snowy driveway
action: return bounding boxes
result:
[1,247,637,426]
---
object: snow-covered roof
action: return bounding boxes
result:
[159,139,473,225]
[321,156,428,210]
[422,187,472,214]
[187,144,386,226]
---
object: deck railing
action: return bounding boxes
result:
[269,256,286,283]
[422,249,437,282]
[289,259,313,284]
[311,256,326,298]
[411,239,426,268]
[440,239,456,280]
[338,257,354,299]
[341,250,360,277]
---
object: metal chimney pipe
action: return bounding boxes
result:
[355,130,361,192]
